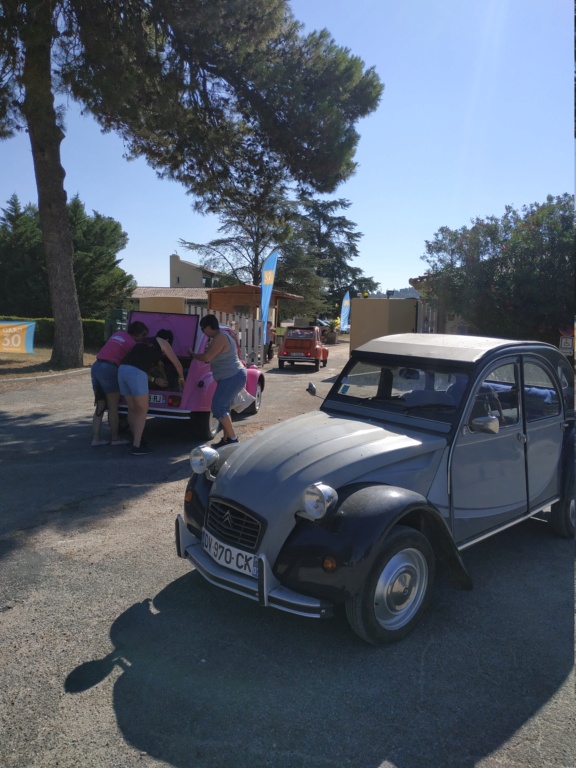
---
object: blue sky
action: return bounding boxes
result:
[1,0,572,292]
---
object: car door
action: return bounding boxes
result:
[450,359,526,544]
[522,356,563,510]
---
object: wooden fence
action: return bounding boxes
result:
[186,305,266,365]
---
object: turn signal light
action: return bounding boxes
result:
[322,556,337,573]
[168,396,182,407]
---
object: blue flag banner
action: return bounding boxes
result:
[340,291,350,332]
[260,249,279,335]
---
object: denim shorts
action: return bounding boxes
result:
[212,369,247,420]
[118,364,149,397]
[91,360,120,396]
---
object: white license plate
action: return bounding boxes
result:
[290,352,302,356]
[149,394,166,404]
[202,530,258,577]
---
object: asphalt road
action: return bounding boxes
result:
[0,342,574,768]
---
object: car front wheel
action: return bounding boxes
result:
[345,525,435,645]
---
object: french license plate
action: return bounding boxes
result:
[149,394,165,404]
[202,530,258,577]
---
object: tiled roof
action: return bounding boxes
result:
[132,286,208,300]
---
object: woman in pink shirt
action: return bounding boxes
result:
[91,321,148,446]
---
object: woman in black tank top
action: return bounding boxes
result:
[118,330,184,455]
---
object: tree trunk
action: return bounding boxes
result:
[21,0,84,369]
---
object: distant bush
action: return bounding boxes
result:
[0,316,105,349]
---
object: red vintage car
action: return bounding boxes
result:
[277,325,329,371]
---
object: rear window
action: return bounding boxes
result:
[286,328,314,340]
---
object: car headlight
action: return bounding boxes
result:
[298,483,338,521]
[190,446,219,474]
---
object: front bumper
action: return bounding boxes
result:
[175,514,333,619]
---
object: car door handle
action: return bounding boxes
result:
[517,433,527,444]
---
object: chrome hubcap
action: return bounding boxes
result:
[373,548,428,630]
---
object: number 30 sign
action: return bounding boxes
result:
[0,322,36,354]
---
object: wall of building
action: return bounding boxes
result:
[349,298,419,350]
[170,254,203,288]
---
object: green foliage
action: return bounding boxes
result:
[0,0,382,367]
[421,194,575,344]
[294,198,379,313]
[181,194,379,322]
[0,194,135,319]
[53,0,383,197]
[0,315,104,347]
[274,235,328,322]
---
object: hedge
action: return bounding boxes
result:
[0,316,105,349]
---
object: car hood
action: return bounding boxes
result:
[211,411,446,560]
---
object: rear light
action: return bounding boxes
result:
[167,395,182,407]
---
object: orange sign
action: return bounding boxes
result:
[0,322,36,354]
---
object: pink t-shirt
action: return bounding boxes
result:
[97,332,137,365]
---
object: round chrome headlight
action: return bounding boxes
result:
[299,483,338,521]
[190,446,219,474]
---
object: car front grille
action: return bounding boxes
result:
[206,500,262,551]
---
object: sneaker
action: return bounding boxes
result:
[90,439,110,447]
[212,437,239,448]
[131,444,153,455]
[110,438,130,446]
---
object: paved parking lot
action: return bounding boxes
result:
[0,343,574,768]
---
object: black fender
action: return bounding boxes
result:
[183,472,211,537]
[183,445,238,535]
[274,483,472,604]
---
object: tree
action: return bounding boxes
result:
[0,0,383,367]
[67,196,135,318]
[421,194,575,344]
[0,194,135,319]
[296,198,380,311]
[181,193,379,320]
[0,194,47,317]
[180,157,294,285]
[273,237,328,322]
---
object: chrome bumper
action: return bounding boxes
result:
[175,514,332,619]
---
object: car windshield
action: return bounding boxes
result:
[328,359,469,418]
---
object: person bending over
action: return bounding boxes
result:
[118,329,184,455]
[90,320,149,447]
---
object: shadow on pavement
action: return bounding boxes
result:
[0,407,195,547]
[65,518,573,768]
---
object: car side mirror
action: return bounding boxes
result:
[306,382,317,396]
[469,415,500,434]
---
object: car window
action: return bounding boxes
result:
[332,360,469,418]
[469,363,519,429]
[523,362,561,421]
[286,328,314,339]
